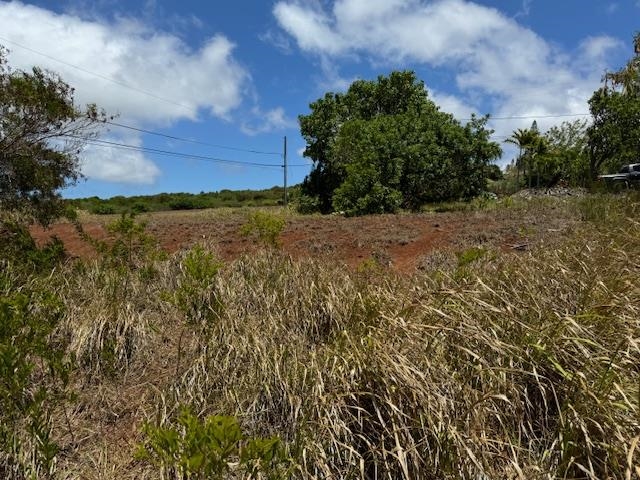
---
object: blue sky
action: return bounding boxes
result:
[0,0,637,198]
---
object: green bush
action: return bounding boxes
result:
[0,221,67,272]
[131,202,149,213]
[90,204,116,215]
[0,274,72,477]
[171,245,223,323]
[240,211,286,248]
[456,246,487,267]
[295,194,320,214]
[137,409,291,480]
[100,213,159,271]
[169,199,200,211]
[333,181,402,216]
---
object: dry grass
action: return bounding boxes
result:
[5,194,640,479]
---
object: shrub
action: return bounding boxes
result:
[240,211,286,248]
[456,246,487,267]
[169,199,199,211]
[0,273,72,477]
[167,245,224,329]
[131,202,149,214]
[101,213,159,270]
[137,409,291,480]
[0,221,67,272]
[333,182,403,216]
[295,194,320,214]
[90,204,116,215]
[67,214,162,375]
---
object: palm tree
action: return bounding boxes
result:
[505,128,538,190]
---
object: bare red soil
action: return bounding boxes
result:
[30,205,576,274]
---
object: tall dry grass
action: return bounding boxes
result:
[139,202,639,479]
[10,194,638,479]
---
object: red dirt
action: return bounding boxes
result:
[29,206,575,274]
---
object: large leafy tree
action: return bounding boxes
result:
[542,119,589,186]
[299,71,501,214]
[0,46,105,227]
[587,33,640,178]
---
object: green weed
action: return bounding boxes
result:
[137,409,291,480]
[240,211,286,248]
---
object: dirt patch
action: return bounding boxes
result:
[30,202,579,274]
[30,222,107,259]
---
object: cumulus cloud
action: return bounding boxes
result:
[273,0,623,165]
[579,36,623,62]
[241,107,297,136]
[80,135,161,184]
[0,1,249,183]
[428,89,477,120]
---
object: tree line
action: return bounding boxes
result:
[503,31,639,190]
[297,33,640,213]
[1,34,640,225]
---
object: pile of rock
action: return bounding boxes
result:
[513,187,587,199]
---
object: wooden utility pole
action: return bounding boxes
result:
[283,135,288,207]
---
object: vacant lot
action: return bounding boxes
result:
[32,197,579,273]
[8,194,638,479]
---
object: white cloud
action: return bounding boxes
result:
[428,89,477,120]
[0,1,249,183]
[259,29,293,54]
[579,36,623,62]
[241,107,297,136]
[273,0,623,165]
[80,135,161,184]
[273,2,345,55]
[316,56,355,92]
[515,0,533,18]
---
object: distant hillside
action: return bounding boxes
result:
[69,185,299,214]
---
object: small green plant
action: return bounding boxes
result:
[456,246,487,268]
[0,277,72,477]
[240,211,286,248]
[0,220,67,272]
[470,191,498,210]
[105,213,158,269]
[72,213,161,375]
[170,245,224,322]
[163,245,224,377]
[137,409,291,480]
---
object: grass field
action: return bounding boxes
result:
[3,193,640,479]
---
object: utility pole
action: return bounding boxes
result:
[283,135,288,207]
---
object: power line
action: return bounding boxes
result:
[0,37,293,157]
[75,137,283,169]
[73,136,311,168]
[105,120,282,156]
[462,113,590,121]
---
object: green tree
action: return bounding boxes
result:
[299,71,500,214]
[504,123,550,189]
[587,33,640,178]
[542,119,589,186]
[0,46,106,227]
